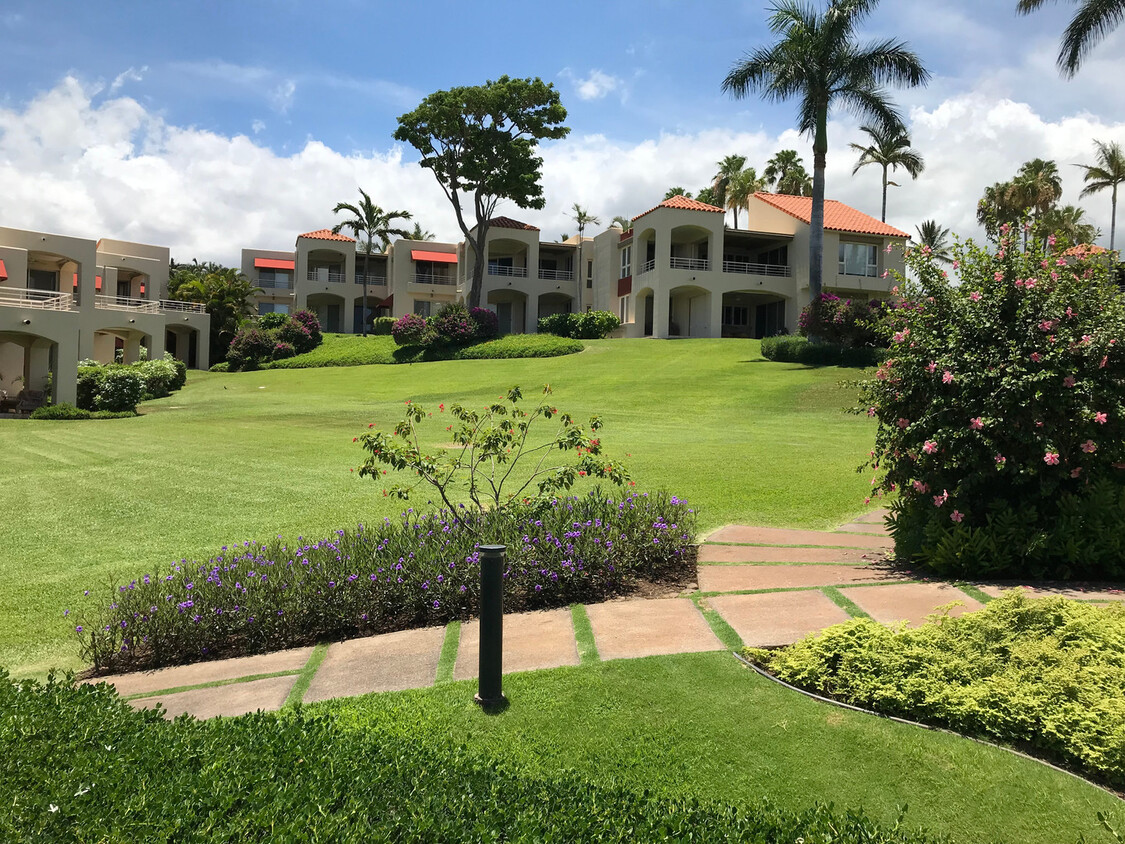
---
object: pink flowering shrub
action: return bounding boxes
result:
[859,228,1125,579]
[391,313,430,346]
[798,293,886,347]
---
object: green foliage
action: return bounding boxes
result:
[390,313,429,346]
[429,302,478,344]
[746,591,1125,788]
[538,310,621,339]
[75,366,104,411]
[263,333,582,369]
[257,311,288,330]
[0,669,947,844]
[799,293,887,347]
[371,316,396,335]
[208,361,230,372]
[452,334,583,360]
[169,356,187,391]
[30,403,90,420]
[225,327,273,370]
[227,311,322,370]
[168,264,261,363]
[134,355,179,400]
[762,335,883,367]
[95,368,144,413]
[859,230,1125,578]
[358,385,629,515]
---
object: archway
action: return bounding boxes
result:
[536,292,573,323]
[667,285,711,336]
[721,291,789,339]
[306,293,346,334]
[487,289,530,334]
[634,287,655,337]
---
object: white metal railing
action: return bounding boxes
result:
[488,264,528,278]
[722,260,792,278]
[0,287,76,310]
[95,294,161,314]
[307,269,346,284]
[354,274,387,286]
[538,268,574,281]
[258,277,291,289]
[412,274,457,286]
[669,256,710,272]
[639,259,656,275]
[159,299,207,314]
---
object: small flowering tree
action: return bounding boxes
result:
[859,225,1125,578]
[357,385,631,521]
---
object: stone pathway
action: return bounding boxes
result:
[87,509,1125,719]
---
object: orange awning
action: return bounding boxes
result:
[255,257,295,270]
[0,260,7,281]
[411,250,456,264]
[377,294,393,308]
[95,275,102,291]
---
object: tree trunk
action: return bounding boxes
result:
[361,250,370,337]
[467,224,488,310]
[732,205,739,229]
[1112,183,1118,252]
[880,165,888,222]
[809,107,828,342]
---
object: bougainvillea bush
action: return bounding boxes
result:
[799,293,886,348]
[73,491,696,673]
[859,228,1125,578]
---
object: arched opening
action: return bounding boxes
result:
[634,287,655,337]
[165,325,202,369]
[536,292,573,324]
[306,293,346,334]
[721,291,789,339]
[0,332,61,411]
[635,229,658,277]
[669,225,712,271]
[92,328,154,364]
[486,237,530,279]
[667,285,711,337]
[487,289,529,334]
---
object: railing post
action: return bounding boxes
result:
[475,544,506,708]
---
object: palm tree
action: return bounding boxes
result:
[695,187,718,206]
[1010,159,1063,247]
[571,204,601,309]
[725,168,767,229]
[408,222,436,242]
[175,267,262,362]
[1016,0,1125,77]
[1076,139,1125,250]
[332,189,412,337]
[664,186,692,200]
[849,124,924,221]
[611,215,632,231]
[763,149,813,195]
[977,180,1022,240]
[1039,204,1099,247]
[711,155,748,216]
[722,0,929,309]
[914,220,953,264]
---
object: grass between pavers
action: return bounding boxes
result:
[693,580,921,600]
[283,642,330,707]
[822,586,873,619]
[120,669,304,702]
[956,583,995,604]
[569,604,600,665]
[692,596,744,649]
[702,540,891,550]
[2,339,880,679]
[320,651,1123,844]
[435,621,460,684]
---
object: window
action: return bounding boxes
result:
[758,245,788,266]
[257,302,289,315]
[413,300,432,317]
[259,269,290,289]
[619,246,631,279]
[618,296,629,322]
[586,260,593,289]
[838,242,878,277]
[722,305,749,327]
[28,269,58,292]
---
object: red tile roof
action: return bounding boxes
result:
[752,193,909,238]
[632,194,725,222]
[1063,243,1109,257]
[298,229,355,242]
[488,216,540,231]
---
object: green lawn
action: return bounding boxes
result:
[2,338,876,676]
[322,652,1123,844]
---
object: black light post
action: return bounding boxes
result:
[475,544,506,707]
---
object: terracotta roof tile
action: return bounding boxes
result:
[752,193,909,238]
[298,229,356,242]
[632,194,725,222]
[1063,243,1109,256]
[488,216,540,231]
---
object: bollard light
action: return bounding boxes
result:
[475,544,506,707]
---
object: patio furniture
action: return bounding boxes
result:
[16,390,46,414]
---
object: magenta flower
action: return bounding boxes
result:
[1044,452,1060,465]
[942,370,953,384]
[995,454,1006,465]
[932,490,949,507]
[922,440,938,454]
[926,361,937,373]
[1081,440,1097,453]
[1030,352,1042,363]
[970,417,983,430]
[950,510,964,523]
[1071,467,1083,478]
[867,407,877,417]
[1038,320,1055,332]
[993,271,1004,281]
[912,480,929,493]
[969,291,982,302]
[1095,412,1108,424]
[1063,376,1076,387]
[897,417,910,428]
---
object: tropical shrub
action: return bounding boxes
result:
[276,319,314,354]
[94,368,144,413]
[265,334,583,368]
[371,316,396,335]
[761,335,883,367]
[208,361,230,373]
[257,311,289,330]
[271,341,296,360]
[799,293,885,347]
[745,591,1125,789]
[0,670,944,844]
[469,306,500,339]
[134,356,179,399]
[391,312,429,346]
[291,308,322,349]
[859,229,1125,579]
[225,327,273,370]
[226,312,323,370]
[453,334,583,360]
[537,312,573,336]
[30,403,90,420]
[169,356,188,391]
[537,310,621,339]
[75,366,105,411]
[73,491,695,673]
[429,302,477,344]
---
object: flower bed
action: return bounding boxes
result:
[74,492,696,674]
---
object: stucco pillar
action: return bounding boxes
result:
[529,294,540,333]
[147,329,165,361]
[54,333,78,405]
[77,328,94,363]
[26,339,52,396]
[652,287,670,339]
[123,335,142,364]
[709,291,724,339]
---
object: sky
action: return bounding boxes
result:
[0,0,1123,265]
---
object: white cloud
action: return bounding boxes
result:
[251,119,266,134]
[109,66,147,94]
[269,80,297,115]
[561,69,622,102]
[2,77,1124,268]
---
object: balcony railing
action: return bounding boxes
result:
[488,264,528,278]
[412,274,457,286]
[159,299,207,314]
[722,260,791,278]
[95,294,161,314]
[538,268,574,281]
[258,277,291,289]
[354,274,387,286]
[638,259,656,275]
[307,269,346,284]
[669,256,711,272]
[0,287,76,310]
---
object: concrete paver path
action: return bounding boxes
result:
[90,509,1123,720]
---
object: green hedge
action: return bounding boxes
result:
[744,591,1125,788]
[761,335,884,367]
[30,404,136,421]
[0,669,944,843]
[265,333,583,369]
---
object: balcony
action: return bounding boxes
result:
[354,274,387,287]
[412,275,457,286]
[638,259,656,275]
[159,299,207,314]
[669,256,711,272]
[722,260,792,278]
[488,264,528,278]
[258,277,291,290]
[0,287,76,311]
[538,268,574,281]
[307,269,346,284]
[94,294,161,314]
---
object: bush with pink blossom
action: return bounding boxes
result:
[859,227,1125,579]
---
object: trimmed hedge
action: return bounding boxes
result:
[761,335,883,368]
[745,591,1125,789]
[30,404,136,421]
[0,669,945,843]
[538,310,621,339]
[264,333,583,369]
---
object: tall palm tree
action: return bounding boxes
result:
[711,154,748,217]
[1010,158,1063,246]
[725,168,767,229]
[571,204,600,310]
[849,124,924,221]
[914,220,953,264]
[722,0,929,309]
[1076,139,1125,250]
[1039,204,1099,247]
[332,189,412,337]
[1016,0,1125,77]
[663,186,692,200]
[977,180,1022,240]
[763,149,813,195]
[408,222,436,242]
[611,215,632,230]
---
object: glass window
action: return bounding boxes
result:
[28,269,58,292]
[413,300,432,317]
[618,296,628,322]
[619,246,631,279]
[838,243,878,277]
[722,305,749,327]
[257,302,289,315]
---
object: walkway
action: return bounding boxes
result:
[91,511,1124,719]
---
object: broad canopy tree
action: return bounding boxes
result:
[394,76,569,309]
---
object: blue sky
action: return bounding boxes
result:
[0,1,1123,262]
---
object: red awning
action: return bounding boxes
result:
[0,260,7,281]
[73,272,78,289]
[411,250,457,264]
[254,257,295,270]
[95,275,102,291]
[617,276,633,297]
[377,294,393,309]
